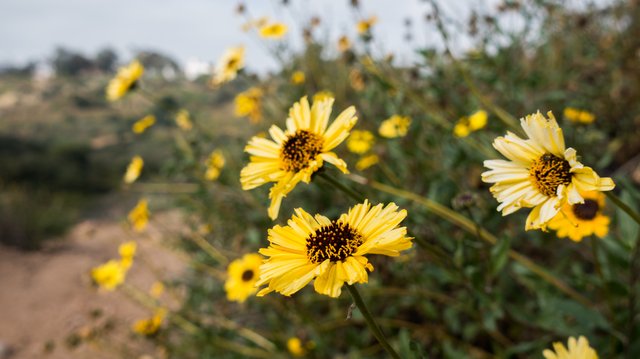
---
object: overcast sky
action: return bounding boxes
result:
[0,0,499,73]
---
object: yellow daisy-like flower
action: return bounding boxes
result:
[379,115,411,138]
[543,336,598,359]
[91,260,128,291]
[234,87,263,123]
[132,114,156,134]
[563,107,595,124]
[132,308,166,336]
[313,90,334,103]
[338,35,352,52]
[106,60,144,101]
[128,198,149,232]
[224,253,262,303]
[347,130,375,154]
[259,22,288,39]
[204,149,225,181]
[119,240,137,269]
[453,110,488,138]
[123,155,143,184]
[357,16,378,34]
[287,337,307,357]
[256,200,412,298]
[240,95,357,220]
[356,154,379,171]
[291,71,306,84]
[481,111,615,230]
[548,191,610,242]
[175,109,193,130]
[211,46,245,87]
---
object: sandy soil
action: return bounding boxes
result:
[0,212,186,359]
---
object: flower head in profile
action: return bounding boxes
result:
[119,240,137,269]
[291,71,305,85]
[234,87,263,123]
[287,337,314,357]
[453,110,488,138]
[132,114,156,134]
[106,60,144,101]
[204,149,225,181]
[563,107,595,124]
[482,111,614,230]
[128,199,149,232]
[543,336,598,359]
[259,22,288,39]
[548,191,610,242]
[175,109,193,130]
[123,155,144,184]
[256,200,412,298]
[357,16,378,34]
[379,115,411,138]
[240,95,358,219]
[338,35,352,52]
[91,260,128,291]
[211,46,245,87]
[347,130,375,154]
[356,154,379,171]
[132,308,166,336]
[224,253,262,303]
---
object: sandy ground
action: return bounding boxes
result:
[0,212,186,359]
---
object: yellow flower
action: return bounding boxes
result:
[211,46,245,87]
[91,260,128,291]
[453,110,488,138]
[338,35,352,52]
[119,240,137,269]
[357,16,378,34]
[356,154,379,171]
[453,122,471,138]
[205,149,225,181]
[313,91,334,103]
[123,155,143,184]
[234,87,263,123]
[291,71,306,84]
[379,115,411,138]
[256,200,412,298]
[175,109,193,130]
[132,114,156,134]
[349,69,365,91]
[481,111,615,230]
[548,191,610,242]
[259,22,288,39]
[563,107,595,124]
[347,130,375,154]
[224,253,262,303]
[287,337,306,357]
[149,281,165,299]
[128,199,149,232]
[132,309,166,336]
[106,60,144,101]
[543,336,598,359]
[240,95,358,219]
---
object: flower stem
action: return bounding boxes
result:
[318,172,365,202]
[346,284,401,359]
[606,191,640,227]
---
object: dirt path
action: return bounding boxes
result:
[0,212,186,359]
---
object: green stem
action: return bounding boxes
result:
[346,285,400,359]
[606,191,640,227]
[318,172,365,202]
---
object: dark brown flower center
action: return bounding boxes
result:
[226,57,239,70]
[306,222,363,264]
[280,130,324,172]
[241,269,254,282]
[572,199,599,220]
[529,153,572,196]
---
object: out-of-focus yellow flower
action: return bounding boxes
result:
[356,154,379,171]
[211,46,245,87]
[91,260,128,291]
[234,87,263,123]
[175,109,193,130]
[149,281,165,299]
[119,240,137,269]
[132,115,156,134]
[349,69,365,91]
[259,22,288,39]
[313,91,334,103]
[224,253,262,303]
[106,60,144,101]
[347,130,375,154]
[379,115,411,138]
[338,35,352,52]
[123,155,144,184]
[453,122,471,138]
[242,16,270,32]
[563,107,595,124]
[291,71,306,84]
[357,16,378,34]
[543,336,598,359]
[287,337,306,357]
[128,199,149,233]
[132,309,166,336]
[454,110,488,138]
[198,223,213,235]
[205,149,226,181]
